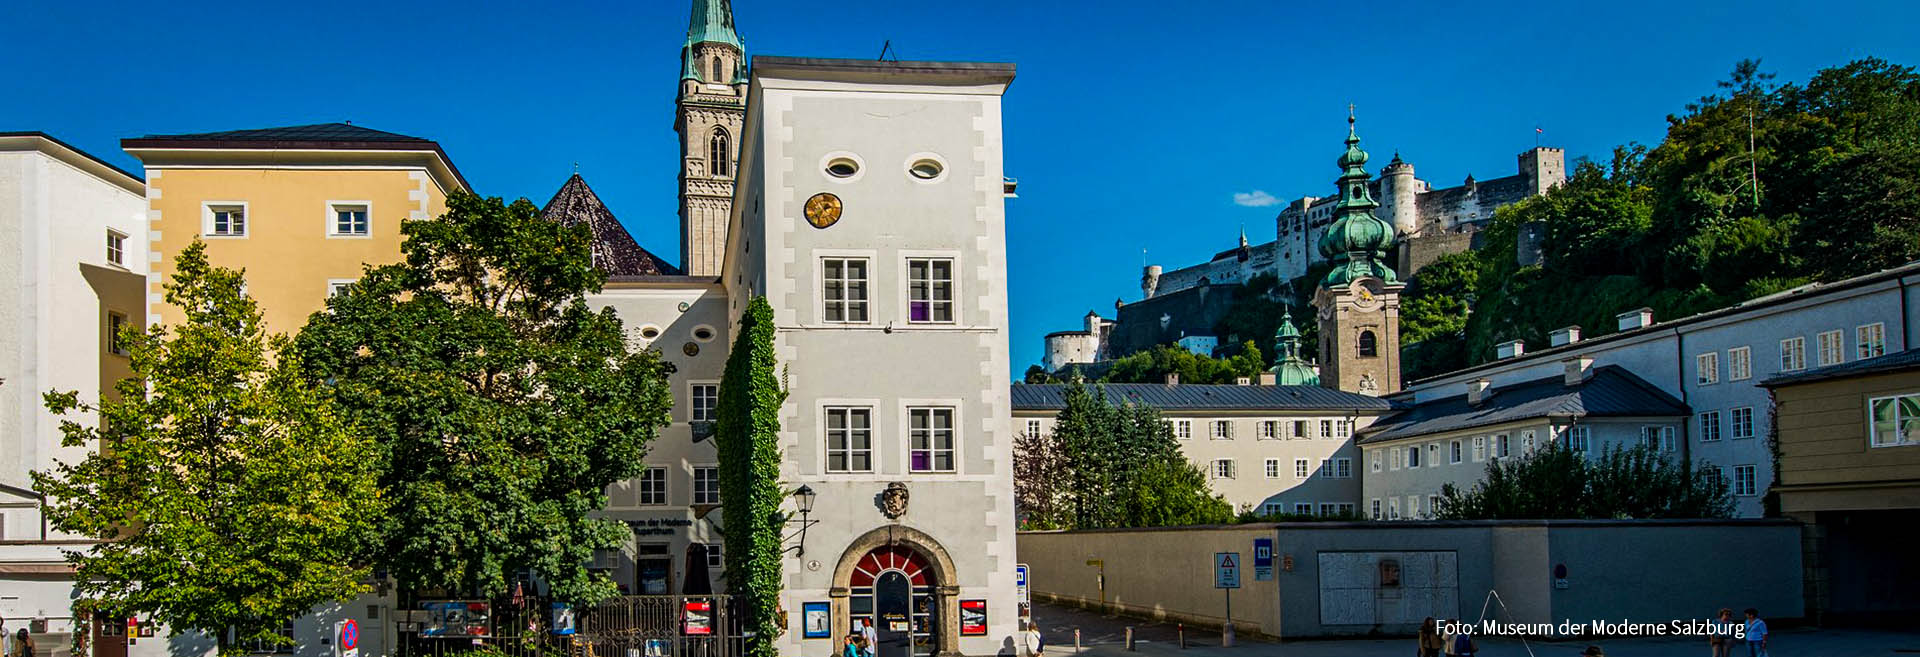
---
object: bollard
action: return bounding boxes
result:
[1178,623,1186,649]
[1125,626,1136,651]
[1074,628,1082,653]
[1222,622,1235,648]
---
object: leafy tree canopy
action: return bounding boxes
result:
[1436,442,1733,520]
[1014,384,1232,529]
[294,192,674,603]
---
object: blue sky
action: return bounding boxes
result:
[12,0,1920,375]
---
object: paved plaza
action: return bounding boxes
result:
[1032,601,1920,657]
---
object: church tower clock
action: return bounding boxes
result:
[1312,110,1403,395]
[676,0,748,276]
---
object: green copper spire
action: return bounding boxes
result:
[1318,108,1398,288]
[682,0,744,82]
[1270,307,1319,386]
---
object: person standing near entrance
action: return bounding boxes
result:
[1742,608,1768,656]
[1418,617,1443,657]
[842,634,862,657]
[1022,620,1043,657]
[13,629,34,657]
[859,618,878,657]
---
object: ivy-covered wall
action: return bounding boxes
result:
[716,296,787,657]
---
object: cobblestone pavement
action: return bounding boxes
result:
[1031,601,1920,657]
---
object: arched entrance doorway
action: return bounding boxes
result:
[850,546,936,657]
[831,526,960,656]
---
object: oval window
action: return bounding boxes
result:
[909,160,944,180]
[693,326,715,342]
[826,159,860,178]
[641,326,661,339]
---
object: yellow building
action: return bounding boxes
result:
[123,123,468,334]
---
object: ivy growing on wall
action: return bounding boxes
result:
[716,296,788,657]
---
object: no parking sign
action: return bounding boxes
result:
[338,619,359,657]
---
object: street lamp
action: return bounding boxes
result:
[785,485,819,557]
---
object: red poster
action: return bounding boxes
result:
[684,601,714,636]
[959,600,987,636]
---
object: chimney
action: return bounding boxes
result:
[1165,372,1180,386]
[1563,356,1595,386]
[1550,326,1582,347]
[1616,308,1654,332]
[1235,377,1252,386]
[1496,340,1526,359]
[1466,379,1492,405]
[1258,372,1277,386]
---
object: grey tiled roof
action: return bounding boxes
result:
[1357,365,1688,444]
[1761,348,1920,387]
[1010,384,1397,412]
[134,123,429,143]
[540,174,681,277]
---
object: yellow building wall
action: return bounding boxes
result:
[145,168,449,335]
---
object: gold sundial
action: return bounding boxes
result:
[804,193,842,229]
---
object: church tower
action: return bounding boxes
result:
[1312,110,1403,395]
[676,0,748,276]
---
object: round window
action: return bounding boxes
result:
[826,158,860,178]
[641,327,661,340]
[909,159,944,180]
[693,326,716,342]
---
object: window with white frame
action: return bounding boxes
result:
[692,466,720,505]
[1450,440,1462,464]
[691,384,719,422]
[1371,451,1382,472]
[1472,436,1486,461]
[822,258,870,323]
[908,407,956,473]
[638,468,667,505]
[825,407,873,473]
[1427,443,1439,465]
[1387,498,1400,519]
[1337,420,1352,438]
[1858,323,1886,360]
[1026,419,1043,437]
[1338,502,1355,517]
[206,203,247,237]
[1427,495,1440,516]
[1729,346,1752,381]
[1258,421,1279,440]
[1170,419,1192,440]
[1494,434,1511,459]
[1262,502,1282,516]
[1212,459,1236,479]
[1265,458,1282,478]
[1868,392,1920,448]
[1293,419,1310,439]
[1699,411,1723,441]
[1781,337,1806,371]
[1405,445,1421,468]
[1335,457,1352,478]
[1371,499,1382,520]
[1521,430,1537,454]
[906,258,955,323]
[1640,426,1676,452]
[1317,458,1332,477]
[1731,407,1755,440]
[327,280,355,298]
[1733,465,1756,496]
[107,230,126,266]
[1319,503,1337,516]
[705,541,724,569]
[1408,495,1421,518]
[1696,352,1720,385]
[1567,426,1590,452]
[1293,502,1313,515]
[1294,458,1309,478]
[330,202,370,236]
[1320,419,1335,438]
[1818,330,1845,367]
[1211,420,1233,440]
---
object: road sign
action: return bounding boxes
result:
[1214,552,1241,589]
[1252,538,1275,581]
[337,619,359,657]
[1015,564,1031,605]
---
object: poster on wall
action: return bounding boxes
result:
[684,601,714,635]
[802,602,831,639]
[959,600,987,636]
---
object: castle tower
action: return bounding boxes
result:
[1312,109,1403,396]
[676,0,748,276]
[1380,152,1418,236]
[1518,146,1566,197]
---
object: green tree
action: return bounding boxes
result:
[294,192,674,603]
[1100,342,1264,385]
[714,296,787,657]
[33,242,381,654]
[1031,384,1232,528]
[1436,442,1732,520]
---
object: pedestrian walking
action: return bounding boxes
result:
[1710,608,1735,657]
[841,634,862,657]
[1449,626,1478,657]
[859,619,879,657]
[1418,617,1444,657]
[0,614,9,657]
[1023,620,1044,657]
[1743,608,1768,657]
[13,629,34,657]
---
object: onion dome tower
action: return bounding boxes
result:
[1270,308,1320,386]
[1312,108,1403,396]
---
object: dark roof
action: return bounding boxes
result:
[1410,260,1920,386]
[540,174,681,277]
[1761,348,1920,387]
[1359,365,1688,444]
[0,131,144,185]
[131,123,430,143]
[1010,384,1396,412]
[752,56,1016,84]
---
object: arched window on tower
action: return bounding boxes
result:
[709,128,731,178]
[1358,331,1378,358]
[710,57,724,83]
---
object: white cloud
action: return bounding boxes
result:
[1233,190,1281,207]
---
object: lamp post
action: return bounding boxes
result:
[786,485,819,557]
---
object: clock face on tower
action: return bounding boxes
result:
[1352,278,1383,311]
